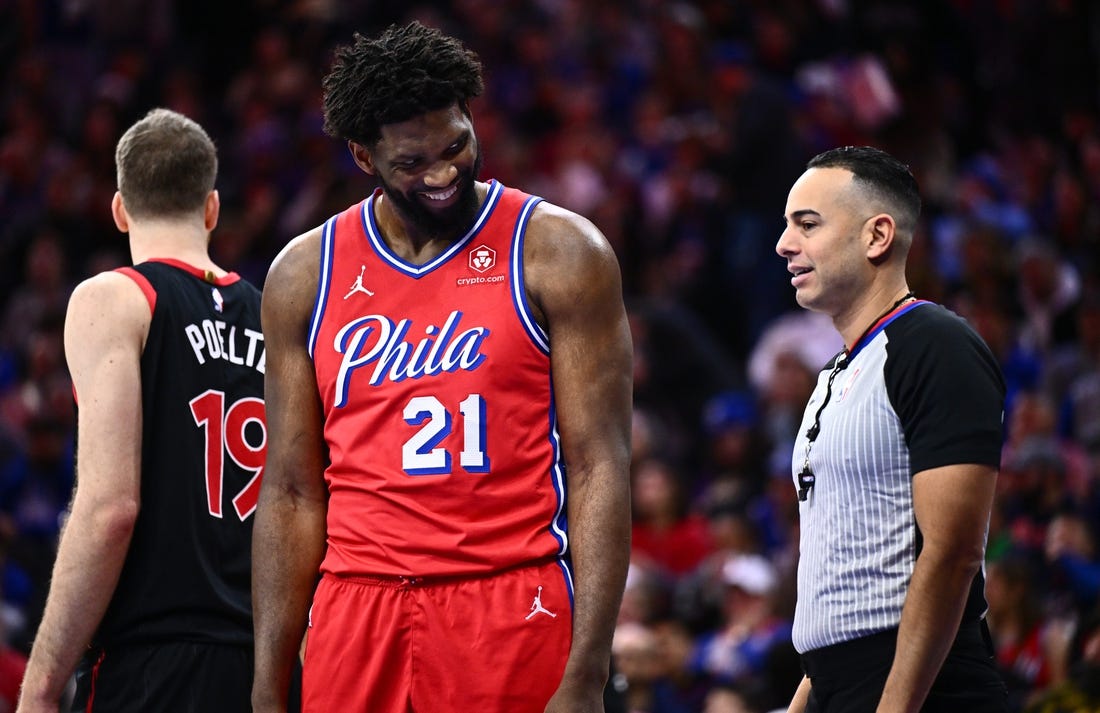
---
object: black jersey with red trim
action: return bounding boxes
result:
[90,259,265,649]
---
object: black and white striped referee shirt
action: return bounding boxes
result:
[790,300,1005,654]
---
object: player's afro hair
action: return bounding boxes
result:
[322,21,484,146]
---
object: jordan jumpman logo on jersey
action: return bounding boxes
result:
[344,265,375,299]
[525,586,557,620]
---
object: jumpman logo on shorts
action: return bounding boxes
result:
[525,585,557,620]
[344,265,375,299]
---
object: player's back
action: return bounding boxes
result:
[92,259,266,649]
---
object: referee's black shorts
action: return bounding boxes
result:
[800,619,1008,713]
[71,642,300,713]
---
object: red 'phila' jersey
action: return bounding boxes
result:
[308,181,570,579]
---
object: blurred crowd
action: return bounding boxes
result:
[1,1,1099,711]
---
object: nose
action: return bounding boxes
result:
[776,224,798,258]
[423,161,458,188]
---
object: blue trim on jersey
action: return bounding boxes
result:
[307,216,338,359]
[557,558,575,607]
[547,388,569,558]
[361,180,504,278]
[849,300,931,361]
[510,196,550,353]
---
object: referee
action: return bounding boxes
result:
[775,146,1008,712]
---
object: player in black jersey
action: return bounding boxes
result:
[17,109,288,712]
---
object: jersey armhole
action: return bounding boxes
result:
[510,196,549,353]
[114,266,157,314]
[307,216,338,359]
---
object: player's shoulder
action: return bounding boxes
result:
[524,198,617,274]
[267,224,324,288]
[262,224,325,328]
[65,269,152,341]
[71,269,149,310]
[519,196,624,323]
[527,199,604,244]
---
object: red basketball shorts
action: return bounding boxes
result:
[301,558,573,712]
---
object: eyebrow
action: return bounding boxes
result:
[391,130,470,162]
[785,209,822,222]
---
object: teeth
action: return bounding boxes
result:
[424,185,458,201]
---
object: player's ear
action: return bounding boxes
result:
[112,191,130,233]
[349,141,377,176]
[204,190,220,231]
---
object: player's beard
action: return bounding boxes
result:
[378,149,484,242]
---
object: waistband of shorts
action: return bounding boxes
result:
[800,617,988,679]
[321,555,564,588]
[81,639,252,667]
[800,627,896,679]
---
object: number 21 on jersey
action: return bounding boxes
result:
[403,393,488,475]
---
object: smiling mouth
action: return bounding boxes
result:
[422,184,459,202]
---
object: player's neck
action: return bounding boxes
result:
[373,184,487,263]
[375,207,451,262]
[128,222,223,275]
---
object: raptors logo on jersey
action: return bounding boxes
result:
[308,181,573,587]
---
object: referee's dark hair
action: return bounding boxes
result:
[808,145,922,236]
[322,21,484,147]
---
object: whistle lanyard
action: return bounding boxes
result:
[797,293,918,502]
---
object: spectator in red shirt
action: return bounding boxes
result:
[631,457,714,577]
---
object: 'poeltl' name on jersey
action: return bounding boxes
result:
[185,320,266,374]
[332,310,489,407]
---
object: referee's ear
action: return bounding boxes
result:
[864,212,897,263]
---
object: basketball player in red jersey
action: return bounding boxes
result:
[19,110,281,712]
[252,21,633,713]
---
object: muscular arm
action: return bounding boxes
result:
[525,205,633,712]
[877,463,997,713]
[18,274,147,712]
[251,230,329,712]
